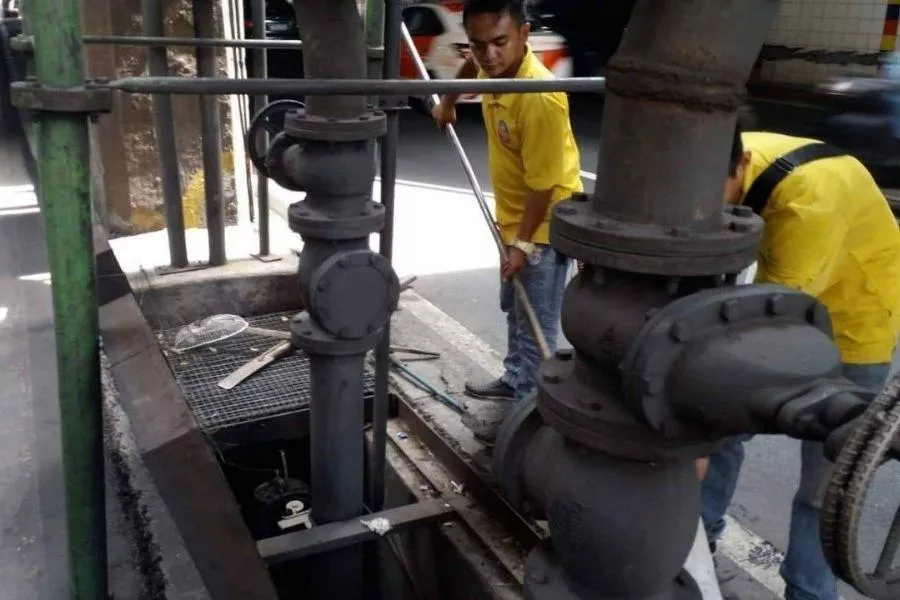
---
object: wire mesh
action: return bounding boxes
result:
[157,311,376,432]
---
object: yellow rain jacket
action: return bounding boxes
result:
[742,132,900,364]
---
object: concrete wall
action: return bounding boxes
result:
[83,0,241,236]
[756,0,897,84]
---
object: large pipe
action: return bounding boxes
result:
[370,0,400,513]
[142,0,188,268]
[289,1,391,597]
[27,0,108,595]
[251,0,270,257]
[193,0,227,266]
[108,75,607,95]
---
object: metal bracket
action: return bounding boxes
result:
[10,79,113,114]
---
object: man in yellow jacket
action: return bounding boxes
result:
[702,125,900,600]
[431,0,582,443]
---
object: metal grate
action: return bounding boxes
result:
[157,311,376,431]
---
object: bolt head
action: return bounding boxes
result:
[731,205,754,218]
[543,373,561,384]
[720,299,740,322]
[556,205,576,216]
[670,320,690,342]
[767,294,785,315]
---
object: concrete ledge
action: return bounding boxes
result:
[95,226,280,599]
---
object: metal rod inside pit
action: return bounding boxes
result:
[142,0,188,268]
[28,0,108,594]
[193,0,226,266]
[370,0,399,513]
[109,75,606,96]
[251,0,270,257]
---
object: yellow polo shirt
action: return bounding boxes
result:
[478,47,583,245]
[742,132,900,364]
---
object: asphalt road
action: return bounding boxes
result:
[395,97,899,599]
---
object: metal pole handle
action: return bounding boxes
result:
[400,23,552,360]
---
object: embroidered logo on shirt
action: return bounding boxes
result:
[497,120,511,146]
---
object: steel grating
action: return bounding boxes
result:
[157,311,376,431]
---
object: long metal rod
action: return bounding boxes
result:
[142,0,188,268]
[251,0,270,257]
[400,24,551,359]
[29,0,108,594]
[370,0,398,513]
[84,34,304,49]
[109,75,607,96]
[193,0,226,266]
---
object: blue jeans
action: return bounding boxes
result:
[701,362,891,600]
[499,244,570,402]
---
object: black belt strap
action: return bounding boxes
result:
[743,142,847,215]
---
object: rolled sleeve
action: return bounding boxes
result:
[755,180,847,297]
[519,93,571,192]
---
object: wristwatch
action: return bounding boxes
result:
[512,239,536,256]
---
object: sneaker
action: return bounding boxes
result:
[464,378,515,401]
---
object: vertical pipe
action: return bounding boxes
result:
[251,0,270,257]
[142,0,188,268]
[193,0,226,266]
[28,0,107,595]
[370,0,399,512]
[309,353,366,598]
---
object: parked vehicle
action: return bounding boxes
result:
[399,2,572,104]
[243,0,304,103]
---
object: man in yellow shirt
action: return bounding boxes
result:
[431,0,582,442]
[702,125,900,600]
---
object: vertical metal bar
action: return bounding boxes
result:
[251,0,271,258]
[28,0,107,594]
[193,0,226,266]
[142,0,188,268]
[369,0,397,512]
[364,0,384,106]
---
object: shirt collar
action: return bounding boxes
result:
[485,44,535,107]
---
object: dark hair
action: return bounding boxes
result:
[729,120,744,177]
[462,0,527,26]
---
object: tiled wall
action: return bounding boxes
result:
[757,0,894,84]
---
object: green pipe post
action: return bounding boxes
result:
[27,0,108,595]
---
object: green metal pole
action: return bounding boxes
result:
[28,0,108,595]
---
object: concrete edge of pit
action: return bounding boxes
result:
[101,351,211,599]
[94,225,281,599]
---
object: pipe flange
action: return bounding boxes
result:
[534,355,719,461]
[288,200,386,240]
[306,250,399,340]
[550,198,762,276]
[290,313,383,356]
[621,284,832,437]
[283,108,387,142]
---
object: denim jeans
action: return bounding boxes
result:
[499,244,570,402]
[701,362,891,600]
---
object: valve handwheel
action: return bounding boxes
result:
[822,370,900,599]
[245,99,306,181]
